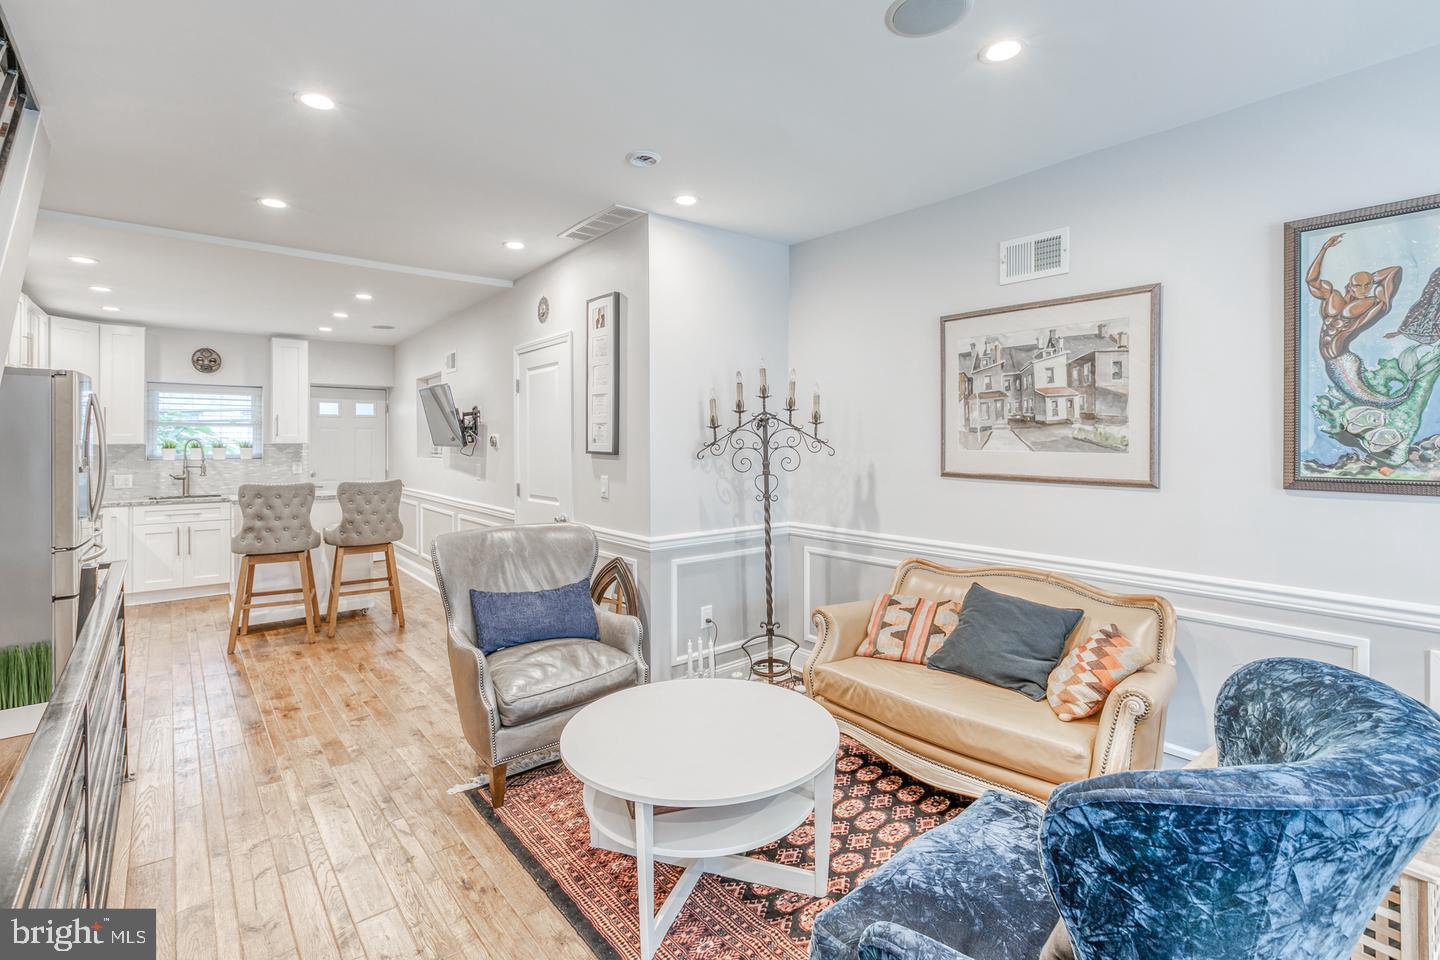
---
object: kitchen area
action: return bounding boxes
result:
[10,295,396,614]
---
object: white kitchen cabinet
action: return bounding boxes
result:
[7,295,48,368]
[97,324,146,444]
[183,520,231,587]
[131,523,185,592]
[49,316,100,385]
[100,506,131,590]
[270,337,309,444]
[129,502,233,596]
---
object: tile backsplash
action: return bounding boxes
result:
[106,444,310,499]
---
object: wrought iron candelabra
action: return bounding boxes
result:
[696,366,834,682]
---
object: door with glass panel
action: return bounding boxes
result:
[309,387,388,488]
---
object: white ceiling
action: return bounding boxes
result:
[7,0,1440,340]
[24,213,501,343]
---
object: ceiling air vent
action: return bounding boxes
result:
[999,227,1070,285]
[559,204,645,243]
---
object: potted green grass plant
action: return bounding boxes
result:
[237,439,253,460]
[160,438,178,461]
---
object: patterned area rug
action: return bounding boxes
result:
[466,736,970,960]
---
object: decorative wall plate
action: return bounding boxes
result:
[537,296,550,323]
[191,347,222,373]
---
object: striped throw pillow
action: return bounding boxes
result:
[1046,624,1151,721]
[856,593,962,664]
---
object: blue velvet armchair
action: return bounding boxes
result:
[809,658,1440,960]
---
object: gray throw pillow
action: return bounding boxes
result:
[1038,921,1075,960]
[926,582,1083,700]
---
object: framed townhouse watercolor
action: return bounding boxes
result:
[940,284,1161,487]
[586,292,620,454]
[1284,193,1440,496]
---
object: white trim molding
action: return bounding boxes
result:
[786,521,1440,634]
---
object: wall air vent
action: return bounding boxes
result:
[559,204,646,243]
[999,227,1070,285]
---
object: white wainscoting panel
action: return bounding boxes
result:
[784,522,1435,766]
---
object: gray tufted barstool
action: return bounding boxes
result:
[227,482,323,651]
[323,480,406,637]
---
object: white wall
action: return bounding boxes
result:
[390,216,651,532]
[786,50,1440,754]
[648,216,792,536]
[309,340,395,388]
[0,110,49,388]
[145,325,271,388]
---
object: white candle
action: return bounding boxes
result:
[787,369,797,408]
[707,392,718,427]
[759,364,768,395]
[735,370,743,409]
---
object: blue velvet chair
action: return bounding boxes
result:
[809,658,1440,960]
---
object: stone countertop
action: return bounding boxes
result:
[103,490,340,507]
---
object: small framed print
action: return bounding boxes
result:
[586,292,620,454]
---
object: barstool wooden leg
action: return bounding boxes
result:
[228,556,251,654]
[240,559,257,635]
[297,551,317,643]
[304,552,323,629]
[384,543,405,629]
[326,546,345,637]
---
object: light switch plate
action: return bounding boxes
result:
[112,473,133,489]
[599,475,610,500]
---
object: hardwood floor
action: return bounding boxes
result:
[113,570,594,960]
[0,733,31,804]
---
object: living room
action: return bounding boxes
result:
[1,3,1439,960]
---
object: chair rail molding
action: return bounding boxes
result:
[786,521,1440,634]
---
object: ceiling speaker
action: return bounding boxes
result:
[885,0,974,38]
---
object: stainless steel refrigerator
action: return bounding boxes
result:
[0,368,108,686]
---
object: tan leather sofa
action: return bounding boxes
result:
[804,559,1177,800]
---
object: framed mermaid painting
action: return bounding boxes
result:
[1285,193,1440,496]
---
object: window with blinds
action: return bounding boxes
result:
[146,382,264,458]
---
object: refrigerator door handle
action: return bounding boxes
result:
[83,393,108,517]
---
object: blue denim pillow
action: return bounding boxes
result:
[468,577,600,655]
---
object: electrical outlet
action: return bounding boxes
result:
[112,473,133,489]
[291,463,303,474]
[600,475,609,500]
[700,604,713,629]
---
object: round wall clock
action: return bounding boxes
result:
[537,296,550,324]
[191,347,222,374]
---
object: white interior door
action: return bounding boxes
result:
[310,387,388,489]
[514,335,573,525]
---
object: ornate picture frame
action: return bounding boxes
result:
[940,284,1161,487]
[1283,193,1440,496]
[585,292,620,455]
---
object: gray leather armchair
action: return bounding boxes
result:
[431,522,648,806]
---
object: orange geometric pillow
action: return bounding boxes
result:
[856,593,962,664]
[1046,623,1150,721]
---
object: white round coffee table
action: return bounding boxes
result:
[560,678,839,960]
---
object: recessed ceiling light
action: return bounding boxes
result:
[258,197,289,209]
[318,326,333,332]
[372,324,395,330]
[89,285,112,293]
[504,240,526,250]
[332,311,349,319]
[296,92,335,111]
[673,194,699,207]
[354,292,373,301]
[101,306,120,312]
[68,256,99,265]
[979,39,1024,63]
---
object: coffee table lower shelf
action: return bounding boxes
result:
[582,778,832,960]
